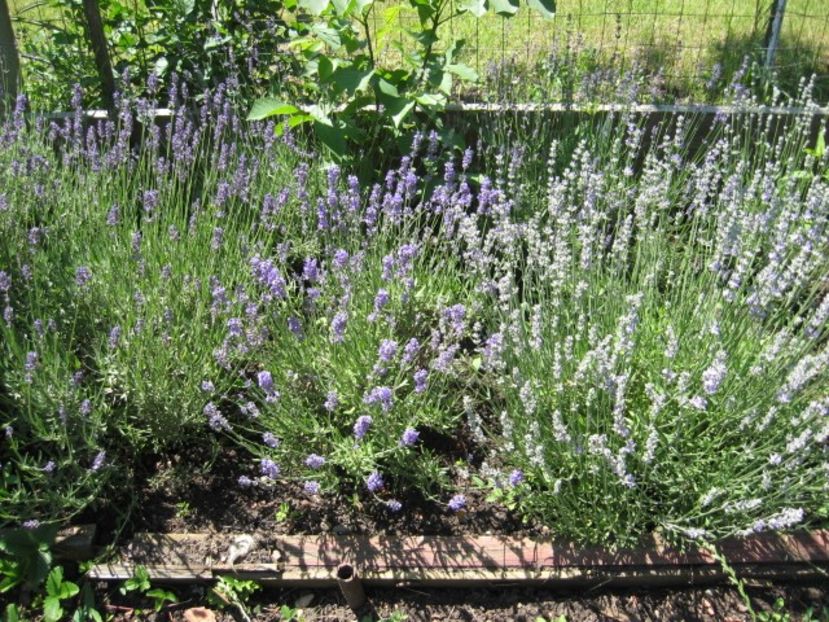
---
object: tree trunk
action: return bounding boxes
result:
[81,0,116,111]
[0,0,20,115]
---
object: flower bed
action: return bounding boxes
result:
[1,81,828,549]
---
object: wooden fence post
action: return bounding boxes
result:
[81,0,116,112]
[0,0,20,115]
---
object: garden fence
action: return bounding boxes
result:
[5,0,829,101]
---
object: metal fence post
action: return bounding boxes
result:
[764,0,788,69]
[0,0,20,114]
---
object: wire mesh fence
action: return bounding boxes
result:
[6,0,829,104]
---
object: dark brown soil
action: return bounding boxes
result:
[104,584,828,622]
[118,442,539,540]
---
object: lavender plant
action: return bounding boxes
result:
[1,74,828,546]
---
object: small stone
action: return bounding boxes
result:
[226,534,256,564]
[183,607,217,622]
[295,593,314,608]
[271,549,283,563]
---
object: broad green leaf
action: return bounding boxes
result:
[350,0,373,15]
[310,23,342,48]
[378,95,415,128]
[59,581,80,600]
[318,55,335,81]
[415,92,446,107]
[46,566,63,597]
[446,63,478,82]
[526,0,555,19]
[307,104,333,125]
[247,98,300,121]
[314,121,347,158]
[458,0,487,17]
[174,0,195,15]
[332,0,350,14]
[331,67,375,94]
[43,597,62,622]
[489,0,519,15]
[377,78,400,98]
[299,0,330,15]
[5,604,19,622]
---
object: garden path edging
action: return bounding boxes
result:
[86,530,829,588]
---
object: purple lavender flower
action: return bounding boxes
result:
[333,249,349,270]
[142,189,159,216]
[373,289,390,313]
[42,460,56,474]
[90,450,106,471]
[204,402,231,431]
[448,494,467,512]
[260,458,280,479]
[287,316,303,338]
[402,338,420,365]
[257,370,279,401]
[302,257,319,282]
[377,339,398,363]
[386,499,403,512]
[24,351,38,382]
[71,370,84,386]
[702,350,727,395]
[75,266,92,287]
[305,454,326,469]
[108,325,121,349]
[400,428,420,447]
[353,415,373,440]
[238,475,253,488]
[324,391,338,412]
[364,386,394,412]
[201,380,215,393]
[414,369,428,393]
[508,469,524,487]
[381,254,395,281]
[131,231,142,254]
[443,304,466,333]
[33,319,44,337]
[366,471,384,492]
[0,271,10,292]
[79,399,92,416]
[168,225,180,242]
[227,317,244,337]
[22,520,41,530]
[331,310,348,344]
[250,256,287,299]
[262,432,280,448]
[304,481,321,495]
[240,401,260,418]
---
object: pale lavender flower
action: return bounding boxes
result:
[79,399,92,416]
[443,304,466,333]
[305,454,326,469]
[324,391,338,412]
[240,401,260,418]
[260,458,280,479]
[0,271,10,292]
[448,494,467,512]
[304,481,320,495]
[201,380,215,393]
[373,289,390,313]
[262,432,280,448]
[366,471,384,492]
[414,369,428,393]
[204,402,231,431]
[381,255,395,281]
[42,460,56,474]
[702,350,727,395]
[131,230,142,254]
[211,227,224,251]
[22,520,40,530]
[108,325,121,349]
[353,415,373,440]
[765,507,804,531]
[24,351,37,382]
[688,395,708,411]
[400,427,420,447]
[238,475,253,488]
[90,450,106,471]
[386,499,403,512]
